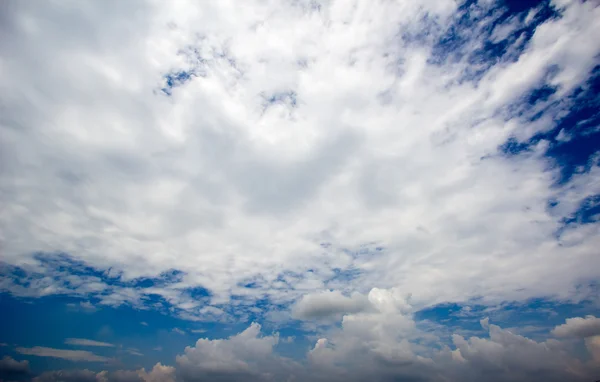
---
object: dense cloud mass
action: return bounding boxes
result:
[1,0,600,380]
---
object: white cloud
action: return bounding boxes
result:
[552,315,600,338]
[65,338,115,347]
[176,322,300,381]
[172,327,186,335]
[16,346,111,362]
[137,363,176,382]
[0,0,598,330]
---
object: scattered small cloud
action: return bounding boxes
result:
[66,301,98,313]
[140,321,148,326]
[172,328,186,335]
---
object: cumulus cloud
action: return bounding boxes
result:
[65,338,115,347]
[16,346,111,362]
[552,315,600,338]
[176,322,299,381]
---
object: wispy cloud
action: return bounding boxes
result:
[16,346,110,362]
[64,338,114,347]
[126,348,144,356]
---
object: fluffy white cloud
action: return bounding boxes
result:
[176,322,299,381]
[0,0,598,328]
[552,315,600,338]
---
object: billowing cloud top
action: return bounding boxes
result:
[0,0,600,380]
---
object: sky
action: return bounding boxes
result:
[0,0,599,380]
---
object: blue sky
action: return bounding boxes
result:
[1,0,600,381]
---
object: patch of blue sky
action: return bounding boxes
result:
[428,0,557,85]
[0,292,236,375]
[161,71,195,96]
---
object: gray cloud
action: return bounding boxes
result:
[0,356,30,376]
[292,290,372,320]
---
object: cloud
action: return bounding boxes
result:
[65,338,115,347]
[126,348,144,357]
[66,301,98,313]
[0,356,30,376]
[17,310,600,382]
[552,315,600,338]
[172,328,186,335]
[137,363,176,382]
[140,321,148,326]
[33,369,100,382]
[31,363,175,382]
[1,3,600,382]
[292,290,371,320]
[176,322,299,381]
[16,346,111,362]
[0,0,599,323]
[445,322,594,382]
